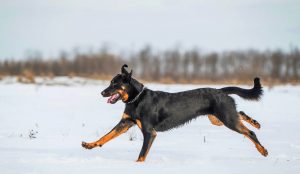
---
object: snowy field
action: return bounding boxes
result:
[1,77,300,174]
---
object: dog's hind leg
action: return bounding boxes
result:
[214,103,268,157]
[219,112,268,156]
[208,115,223,126]
[208,111,260,129]
[235,121,268,156]
[239,111,261,129]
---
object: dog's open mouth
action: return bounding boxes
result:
[107,93,121,104]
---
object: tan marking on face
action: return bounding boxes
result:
[117,89,129,102]
[208,115,223,126]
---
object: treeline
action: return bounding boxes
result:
[0,46,300,84]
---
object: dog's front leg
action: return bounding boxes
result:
[82,117,134,149]
[136,128,157,162]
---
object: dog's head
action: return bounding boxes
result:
[101,64,141,104]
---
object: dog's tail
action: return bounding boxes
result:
[220,77,263,100]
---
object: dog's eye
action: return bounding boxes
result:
[111,81,118,87]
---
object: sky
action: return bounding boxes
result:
[0,0,300,59]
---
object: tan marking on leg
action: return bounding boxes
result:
[94,130,120,146]
[82,119,134,149]
[238,122,268,157]
[239,112,261,129]
[208,115,224,126]
[122,113,131,119]
[83,128,128,149]
[95,123,132,146]
[136,119,142,129]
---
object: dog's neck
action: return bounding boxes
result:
[126,78,144,103]
[130,78,144,92]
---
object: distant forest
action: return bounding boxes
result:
[0,46,300,84]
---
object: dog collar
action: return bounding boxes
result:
[127,87,146,104]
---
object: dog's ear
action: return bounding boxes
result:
[121,64,133,81]
[121,64,128,75]
[121,64,132,76]
[128,69,132,77]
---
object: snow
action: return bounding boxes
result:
[1,77,300,174]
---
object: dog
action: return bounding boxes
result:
[82,64,268,162]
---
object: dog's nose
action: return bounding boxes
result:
[101,91,106,96]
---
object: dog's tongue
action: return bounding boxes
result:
[107,93,120,103]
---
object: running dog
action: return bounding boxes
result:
[82,64,268,162]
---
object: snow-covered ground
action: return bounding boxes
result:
[1,77,300,174]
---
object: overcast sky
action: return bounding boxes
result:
[0,0,300,59]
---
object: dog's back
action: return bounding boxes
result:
[144,88,234,131]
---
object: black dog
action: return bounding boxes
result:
[82,64,268,162]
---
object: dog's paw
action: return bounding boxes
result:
[252,120,261,129]
[136,157,145,162]
[261,148,268,157]
[82,141,96,149]
[256,145,268,157]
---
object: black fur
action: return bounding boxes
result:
[125,88,234,132]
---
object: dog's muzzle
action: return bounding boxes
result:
[101,91,108,97]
